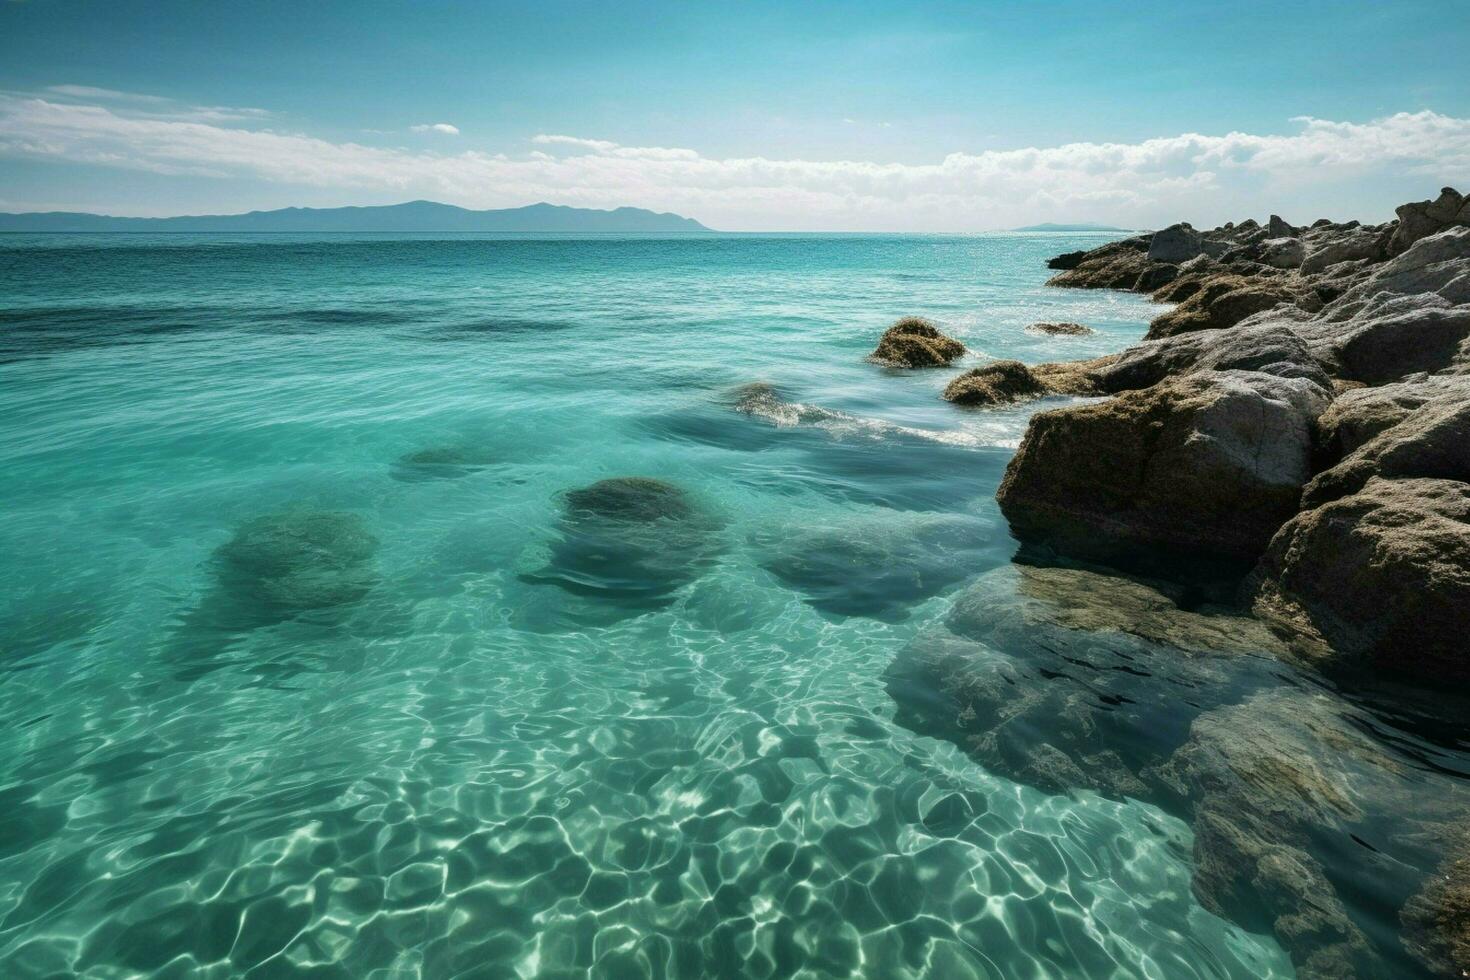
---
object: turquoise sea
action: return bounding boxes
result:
[0,232,1337,977]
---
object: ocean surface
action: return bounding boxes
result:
[0,232,1304,978]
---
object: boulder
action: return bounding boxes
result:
[1147,222,1203,263]
[1326,226,1470,314]
[755,514,989,621]
[1267,214,1297,238]
[942,360,1047,406]
[1300,228,1383,274]
[1149,689,1401,980]
[215,509,379,615]
[884,563,1286,799]
[997,370,1330,565]
[1261,236,1306,269]
[1388,187,1469,256]
[522,477,724,611]
[1024,321,1095,336]
[1146,275,1303,338]
[1046,249,1088,271]
[1315,374,1470,460]
[870,316,966,367]
[1046,236,1168,290]
[1298,292,1470,384]
[1302,381,1470,506]
[1252,477,1470,680]
[1095,322,1332,393]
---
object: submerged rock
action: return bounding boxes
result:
[885,562,1283,799]
[756,514,990,621]
[1148,689,1405,980]
[1402,834,1470,979]
[391,446,498,482]
[1252,477,1470,681]
[997,370,1330,567]
[214,509,379,617]
[522,477,724,611]
[869,316,966,367]
[1024,321,1095,336]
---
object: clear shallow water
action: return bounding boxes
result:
[0,233,1297,977]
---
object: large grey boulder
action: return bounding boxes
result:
[1094,322,1332,393]
[1148,222,1204,263]
[1300,228,1383,274]
[1297,291,1470,384]
[1252,476,1470,681]
[1303,379,1470,506]
[1253,477,1470,681]
[1316,374,1470,458]
[1388,186,1470,255]
[1147,274,1305,338]
[1261,236,1306,269]
[1329,226,1470,312]
[997,370,1330,565]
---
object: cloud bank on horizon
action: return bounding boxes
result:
[2,89,1467,231]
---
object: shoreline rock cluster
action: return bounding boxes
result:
[871,189,1469,978]
[993,187,1470,684]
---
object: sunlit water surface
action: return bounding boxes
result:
[0,233,1298,978]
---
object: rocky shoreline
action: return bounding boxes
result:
[941,187,1469,684]
[875,188,1470,979]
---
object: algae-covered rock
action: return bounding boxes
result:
[1024,321,1095,336]
[869,316,966,367]
[1252,477,1470,681]
[942,360,1048,406]
[756,514,989,621]
[215,509,380,615]
[997,370,1330,566]
[522,477,724,610]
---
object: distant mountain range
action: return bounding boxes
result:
[1011,222,1132,232]
[0,200,713,233]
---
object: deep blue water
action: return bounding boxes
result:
[0,233,1299,977]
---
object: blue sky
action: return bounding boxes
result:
[1,0,1467,229]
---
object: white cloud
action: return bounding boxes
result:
[411,123,460,135]
[2,92,1467,230]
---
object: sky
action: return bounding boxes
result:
[1,0,1467,231]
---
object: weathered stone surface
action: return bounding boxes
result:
[1095,322,1332,393]
[1402,834,1470,979]
[884,563,1285,799]
[1147,275,1303,338]
[1045,236,1168,290]
[1389,187,1470,256]
[1262,236,1306,269]
[1301,228,1383,274]
[1268,214,1297,238]
[1253,477,1470,679]
[1024,320,1095,336]
[1334,226,1470,312]
[942,360,1047,406]
[1315,374,1470,459]
[1148,689,1402,980]
[870,316,966,367]
[997,370,1330,565]
[1304,381,1470,505]
[1299,292,1470,384]
[1148,222,1203,263]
